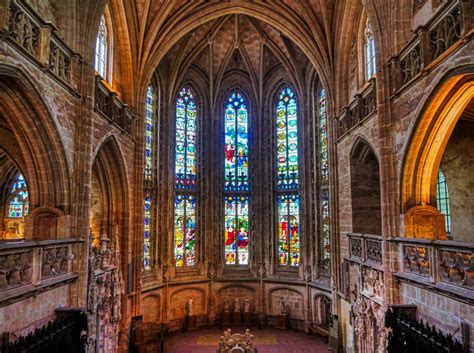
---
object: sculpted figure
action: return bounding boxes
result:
[223,298,230,312]
[234,297,241,312]
[186,297,195,316]
[279,296,286,315]
[244,298,251,313]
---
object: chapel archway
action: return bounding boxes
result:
[401,70,474,239]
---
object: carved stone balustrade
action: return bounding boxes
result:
[94,75,135,136]
[347,233,383,266]
[335,78,376,140]
[389,0,470,96]
[390,237,473,302]
[2,0,82,94]
[0,238,80,306]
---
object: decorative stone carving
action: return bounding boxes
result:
[279,296,286,315]
[438,248,473,289]
[0,250,33,290]
[244,298,251,313]
[402,244,431,276]
[8,3,40,57]
[218,329,255,353]
[361,267,384,299]
[86,229,124,353]
[234,297,241,312]
[41,246,68,278]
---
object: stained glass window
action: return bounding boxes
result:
[224,91,250,266]
[145,86,154,181]
[143,191,152,270]
[224,195,249,265]
[175,87,197,190]
[277,194,300,266]
[224,92,249,192]
[437,169,451,234]
[143,85,155,271]
[319,89,330,270]
[95,15,107,78]
[365,20,376,80]
[174,194,196,267]
[174,86,198,267]
[8,174,29,218]
[277,87,299,190]
[276,87,300,267]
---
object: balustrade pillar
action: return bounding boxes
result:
[37,22,55,65]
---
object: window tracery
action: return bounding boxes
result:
[276,87,300,267]
[364,20,377,80]
[174,87,198,267]
[318,88,330,271]
[224,91,250,266]
[95,15,108,79]
[144,85,155,271]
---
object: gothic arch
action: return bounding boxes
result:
[0,65,70,216]
[91,135,129,266]
[401,67,474,210]
[350,137,382,235]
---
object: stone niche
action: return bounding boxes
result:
[218,286,256,313]
[169,288,204,320]
[403,205,447,240]
[269,288,304,319]
[141,295,161,323]
[24,207,71,240]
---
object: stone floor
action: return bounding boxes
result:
[164,326,330,353]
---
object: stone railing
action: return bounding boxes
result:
[0,238,80,306]
[347,233,383,265]
[335,78,376,140]
[389,0,471,96]
[391,237,473,299]
[94,75,135,136]
[2,0,81,94]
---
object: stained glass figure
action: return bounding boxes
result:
[437,169,451,234]
[319,89,330,270]
[174,194,196,267]
[95,15,107,78]
[8,174,29,218]
[224,195,249,265]
[276,87,299,190]
[278,194,300,267]
[224,91,249,191]
[175,87,197,190]
[365,20,377,80]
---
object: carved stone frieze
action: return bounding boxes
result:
[0,250,33,290]
[361,266,384,300]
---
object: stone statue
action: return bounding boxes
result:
[186,297,195,316]
[223,298,230,312]
[244,298,251,313]
[234,297,241,312]
[279,296,287,315]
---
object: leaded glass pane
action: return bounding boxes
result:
[224,195,249,265]
[278,194,300,267]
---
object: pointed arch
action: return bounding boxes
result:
[0,65,71,216]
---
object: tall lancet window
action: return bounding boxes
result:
[143,85,155,271]
[276,87,300,267]
[224,91,250,266]
[95,15,108,79]
[174,87,197,267]
[319,88,330,270]
[364,19,377,80]
[437,169,451,234]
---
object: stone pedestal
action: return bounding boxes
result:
[243,312,252,325]
[232,312,242,325]
[185,315,197,331]
[275,314,289,330]
[222,311,232,326]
